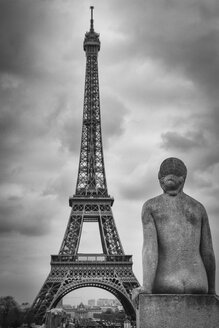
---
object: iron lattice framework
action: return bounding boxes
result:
[30,7,139,324]
[76,7,107,197]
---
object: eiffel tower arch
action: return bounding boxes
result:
[30,7,139,324]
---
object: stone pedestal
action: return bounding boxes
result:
[137,294,219,328]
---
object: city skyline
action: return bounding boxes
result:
[0,0,219,306]
[63,289,122,307]
[63,293,121,308]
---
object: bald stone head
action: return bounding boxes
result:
[158,158,187,196]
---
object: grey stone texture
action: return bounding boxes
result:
[141,158,216,294]
[137,294,219,328]
[133,158,218,328]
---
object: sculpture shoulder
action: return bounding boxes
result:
[142,194,163,215]
[183,192,207,215]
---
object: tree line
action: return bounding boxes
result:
[0,296,30,328]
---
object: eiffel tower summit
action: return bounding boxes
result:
[30,7,139,324]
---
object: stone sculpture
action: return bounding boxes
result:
[133,157,216,300]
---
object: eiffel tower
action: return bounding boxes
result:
[30,7,139,324]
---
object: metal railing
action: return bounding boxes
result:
[51,254,132,263]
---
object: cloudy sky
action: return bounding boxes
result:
[0,0,219,306]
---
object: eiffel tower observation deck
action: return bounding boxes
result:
[30,7,139,324]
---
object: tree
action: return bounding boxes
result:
[105,308,113,314]
[0,296,22,328]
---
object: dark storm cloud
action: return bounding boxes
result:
[109,0,219,181]
[47,93,82,153]
[203,106,219,139]
[0,84,54,189]
[120,178,157,201]
[0,0,47,77]
[0,0,67,183]
[0,0,78,80]
[0,0,70,236]
[102,96,128,146]
[116,1,218,77]
[0,196,52,236]
[161,130,206,151]
[110,0,219,109]
[196,146,219,171]
[0,93,28,184]
[180,30,219,100]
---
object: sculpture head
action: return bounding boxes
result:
[158,157,187,195]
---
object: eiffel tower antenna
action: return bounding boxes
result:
[90,6,94,32]
[29,8,139,324]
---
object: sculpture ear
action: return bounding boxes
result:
[158,176,164,184]
[178,176,186,188]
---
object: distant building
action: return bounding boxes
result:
[88,306,102,319]
[124,319,132,328]
[63,298,123,320]
[63,304,73,311]
[88,299,96,307]
[75,303,88,320]
[96,298,108,307]
[96,298,121,307]
[63,302,102,320]
[20,302,30,312]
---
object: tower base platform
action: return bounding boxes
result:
[137,294,219,328]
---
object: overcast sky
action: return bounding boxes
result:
[0,0,219,306]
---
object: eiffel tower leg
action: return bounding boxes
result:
[30,273,62,324]
[99,203,124,255]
